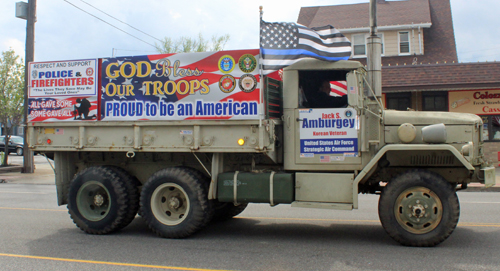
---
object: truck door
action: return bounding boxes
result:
[284,70,363,171]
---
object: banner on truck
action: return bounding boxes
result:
[28,59,98,122]
[100,50,261,121]
[299,108,359,157]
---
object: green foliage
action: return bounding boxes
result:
[155,33,230,54]
[0,49,25,166]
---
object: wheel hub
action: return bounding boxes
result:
[411,203,426,218]
[94,194,105,207]
[395,187,443,234]
[168,196,183,209]
[76,181,111,222]
[151,183,190,226]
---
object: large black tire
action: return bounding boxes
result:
[140,167,212,238]
[178,167,214,226]
[212,202,248,222]
[378,170,460,247]
[107,166,141,230]
[67,166,135,234]
[16,147,23,156]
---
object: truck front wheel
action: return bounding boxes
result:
[67,166,134,234]
[140,167,211,238]
[378,170,459,247]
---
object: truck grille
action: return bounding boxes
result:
[410,155,455,166]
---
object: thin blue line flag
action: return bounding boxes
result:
[260,20,352,74]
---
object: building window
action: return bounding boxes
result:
[352,33,384,57]
[422,91,448,111]
[353,34,366,56]
[399,31,410,55]
[386,92,411,111]
[481,115,500,141]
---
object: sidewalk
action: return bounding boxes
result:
[0,161,55,185]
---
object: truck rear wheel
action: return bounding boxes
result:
[378,170,459,247]
[212,202,248,222]
[140,167,211,238]
[67,166,135,234]
[108,166,141,230]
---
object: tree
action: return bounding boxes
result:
[155,33,230,54]
[0,49,25,166]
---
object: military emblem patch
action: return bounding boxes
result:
[218,55,235,74]
[238,54,257,73]
[345,109,353,118]
[219,75,236,93]
[239,74,257,93]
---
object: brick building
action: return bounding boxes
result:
[298,0,500,164]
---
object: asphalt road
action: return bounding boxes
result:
[0,184,499,271]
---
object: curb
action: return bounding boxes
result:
[0,165,23,174]
[460,186,500,192]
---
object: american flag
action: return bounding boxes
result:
[320,155,330,162]
[260,20,351,74]
[330,81,347,97]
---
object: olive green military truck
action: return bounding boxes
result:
[27,55,495,247]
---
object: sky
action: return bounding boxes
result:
[0,0,497,63]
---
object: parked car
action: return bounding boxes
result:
[0,135,24,156]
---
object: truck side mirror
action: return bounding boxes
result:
[346,71,362,108]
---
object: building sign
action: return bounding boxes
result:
[100,50,261,121]
[449,89,500,115]
[28,59,98,122]
[299,108,359,158]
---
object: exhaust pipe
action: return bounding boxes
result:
[367,0,382,98]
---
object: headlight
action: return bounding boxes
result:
[461,142,473,157]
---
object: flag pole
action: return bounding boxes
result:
[258,6,264,128]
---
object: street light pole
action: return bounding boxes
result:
[23,0,36,173]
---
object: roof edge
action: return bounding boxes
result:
[339,23,432,33]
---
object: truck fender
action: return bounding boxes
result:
[352,144,474,209]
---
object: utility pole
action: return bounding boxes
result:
[23,0,36,173]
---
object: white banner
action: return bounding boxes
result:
[299,108,359,157]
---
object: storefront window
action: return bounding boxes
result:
[492,116,500,140]
[386,93,411,111]
[480,115,500,141]
[481,116,489,140]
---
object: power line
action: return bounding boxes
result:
[78,0,163,43]
[62,0,156,48]
[113,48,158,53]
